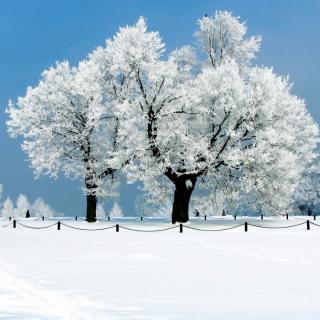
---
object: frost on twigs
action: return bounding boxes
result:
[195,11,261,67]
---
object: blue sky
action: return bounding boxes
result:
[0,0,319,216]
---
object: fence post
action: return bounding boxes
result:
[9,217,11,221]
[116,224,119,232]
[75,216,78,221]
[245,222,248,232]
[314,215,316,220]
[179,224,183,233]
[286,213,289,220]
[234,215,237,220]
[57,221,61,230]
[261,214,263,220]
[13,219,16,228]
[204,215,207,221]
[42,216,44,221]
[108,216,110,221]
[307,220,310,230]
[141,216,143,221]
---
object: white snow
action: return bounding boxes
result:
[185,179,193,190]
[0,216,319,319]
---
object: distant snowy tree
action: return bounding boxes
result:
[135,192,171,217]
[291,160,320,215]
[192,190,227,217]
[109,201,123,217]
[0,197,14,218]
[32,198,61,217]
[94,14,318,223]
[157,199,174,217]
[14,194,30,217]
[7,57,123,222]
[0,194,61,218]
[96,203,106,218]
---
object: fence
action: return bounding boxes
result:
[1,216,320,233]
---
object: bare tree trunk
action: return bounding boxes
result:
[172,176,197,224]
[86,193,97,222]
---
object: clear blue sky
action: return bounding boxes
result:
[0,0,319,216]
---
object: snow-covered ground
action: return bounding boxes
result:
[0,216,319,320]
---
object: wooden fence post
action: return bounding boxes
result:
[307,220,310,230]
[245,222,248,232]
[180,224,183,233]
[261,214,263,220]
[116,224,119,232]
[57,221,61,230]
[13,219,16,228]
[286,213,289,220]
[234,215,237,220]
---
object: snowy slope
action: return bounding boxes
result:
[0,217,319,319]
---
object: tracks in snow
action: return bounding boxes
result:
[0,260,150,320]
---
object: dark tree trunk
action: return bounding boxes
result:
[172,176,197,224]
[86,193,97,222]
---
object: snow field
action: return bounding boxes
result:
[0,218,319,319]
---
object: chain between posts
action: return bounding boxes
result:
[310,221,320,227]
[1,222,13,228]
[0,219,318,232]
[118,225,180,232]
[15,222,58,229]
[182,223,245,232]
[60,223,117,231]
[248,221,306,229]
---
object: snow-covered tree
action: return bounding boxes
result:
[0,197,14,218]
[32,197,62,217]
[92,17,199,223]
[7,57,122,222]
[135,192,171,217]
[291,159,320,215]
[14,194,30,217]
[0,194,62,218]
[109,201,123,217]
[96,203,106,218]
[95,14,318,223]
[7,13,319,223]
[192,188,229,217]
